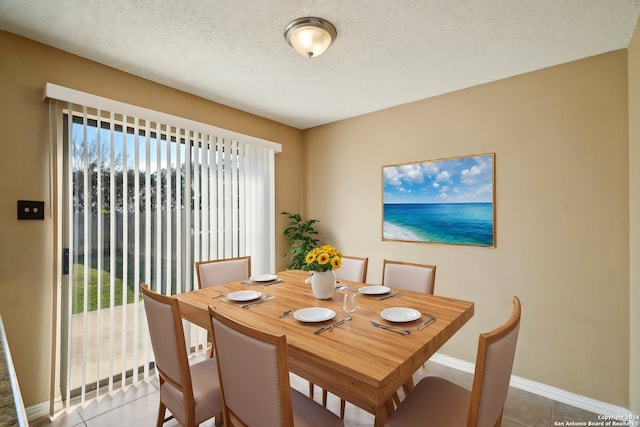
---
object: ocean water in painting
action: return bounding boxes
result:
[383,203,494,246]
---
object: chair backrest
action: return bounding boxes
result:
[141,285,193,402]
[468,296,521,427]
[208,306,294,427]
[382,260,436,294]
[195,256,251,289]
[335,256,368,283]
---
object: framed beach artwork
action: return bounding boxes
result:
[382,153,495,247]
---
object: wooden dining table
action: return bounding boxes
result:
[176,269,474,427]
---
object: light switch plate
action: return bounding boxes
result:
[17,200,45,220]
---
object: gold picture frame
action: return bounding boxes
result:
[382,153,496,247]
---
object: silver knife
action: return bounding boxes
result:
[370,321,411,336]
[314,316,352,334]
[416,314,437,331]
[241,295,274,309]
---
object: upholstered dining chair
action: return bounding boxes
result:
[195,256,252,357]
[334,255,369,283]
[141,284,223,427]
[384,296,522,427]
[195,256,251,289]
[382,259,436,295]
[208,305,344,427]
[313,255,368,418]
[382,260,437,406]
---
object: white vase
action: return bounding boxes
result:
[310,271,336,299]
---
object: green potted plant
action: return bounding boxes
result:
[281,211,319,270]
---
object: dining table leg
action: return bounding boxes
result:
[374,399,395,427]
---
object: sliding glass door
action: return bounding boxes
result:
[57,99,276,404]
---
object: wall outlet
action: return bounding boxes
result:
[17,200,45,220]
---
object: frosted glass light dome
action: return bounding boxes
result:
[284,17,337,58]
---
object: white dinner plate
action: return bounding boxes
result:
[226,290,263,302]
[293,307,336,323]
[358,285,391,295]
[380,307,421,323]
[250,274,278,282]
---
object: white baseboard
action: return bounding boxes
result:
[25,401,50,422]
[430,353,633,417]
[25,397,63,423]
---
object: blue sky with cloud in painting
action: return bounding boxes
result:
[383,154,494,204]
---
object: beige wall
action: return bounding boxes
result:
[0,30,303,406]
[303,51,630,406]
[629,17,640,414]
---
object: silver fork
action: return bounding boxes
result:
[314,316,352,334]
[378,292,402,301]
[370,321,411,335]
[242,294,274,309]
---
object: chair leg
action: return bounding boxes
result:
[207,330,214,358]
[321,388,346,418]
[392,391,401,408]
[214,411,224,427]
[156,402,167,427]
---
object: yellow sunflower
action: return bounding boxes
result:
[331,256,342,270]
[317,252,330,265]
[305,252,317,264]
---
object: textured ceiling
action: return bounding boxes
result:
[1,0,639,129]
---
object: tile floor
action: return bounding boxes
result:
[31,361,604,427]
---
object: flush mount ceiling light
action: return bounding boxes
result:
[284,17,337,58]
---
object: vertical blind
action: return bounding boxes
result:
[45,83,280,406]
